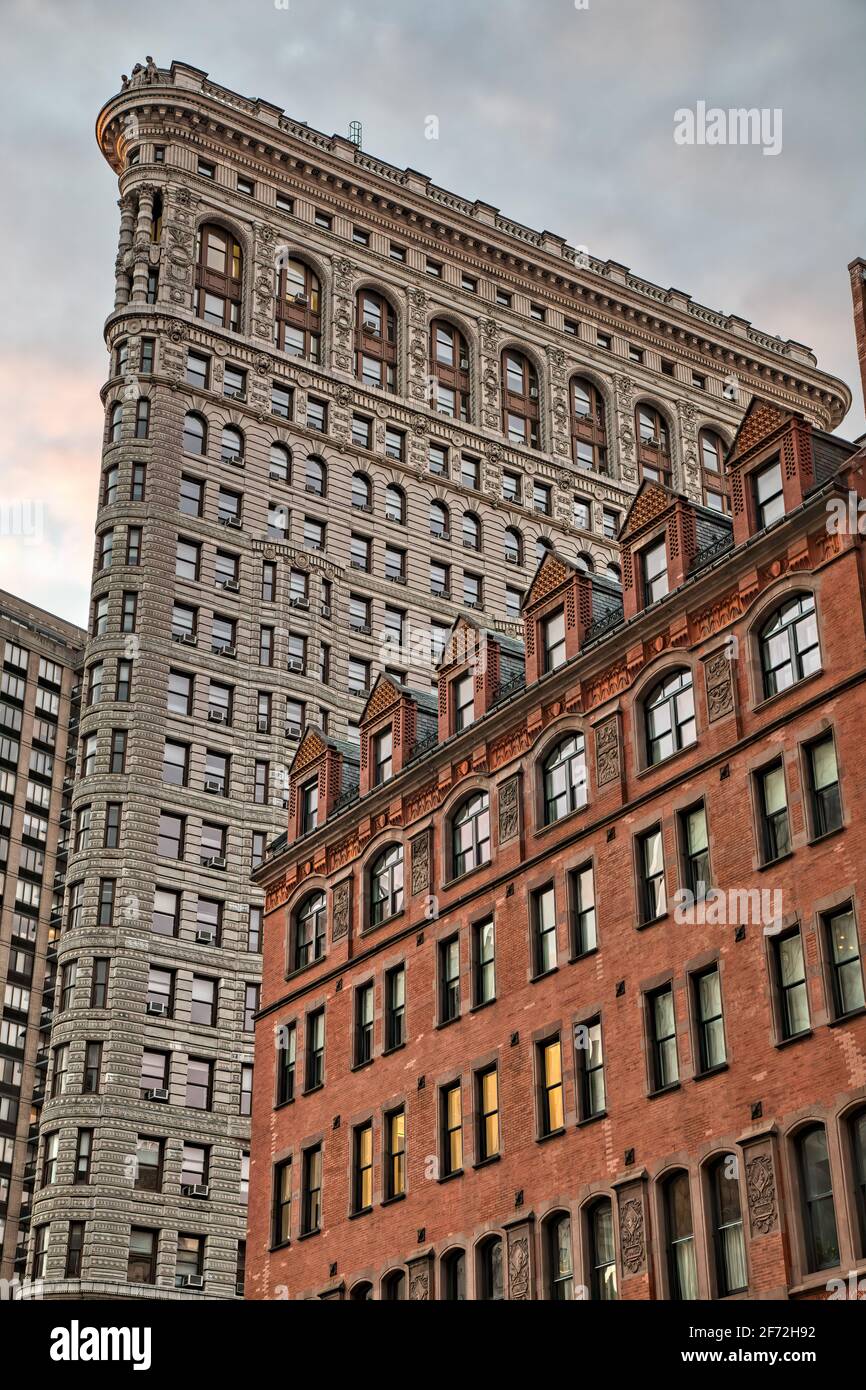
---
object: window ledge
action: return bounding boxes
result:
[806,825,845,849]
[568,947,599,966]
[787,1263,864,1297]
[535,803,589,839]
[472,1154,501,1171]
[635,742,697,781]
[536,1127,566,1145]
[435,1016,461,1032]
[576,1110,607,1129]
[647,1082,681,1100]
[296,1228,321,1242]
[693,1062,729,1083]
[530,966,559,984]
[273,1097,295,1111]
[441,860,492,893]
[437,1169,463,1184]
[382,1041,407,1057]
[302,1082,324,1097]
[774,1028,812,1050]
[269,1239,291,1253]
[348,1206,373,1221]
[350,1058,374,1074]
[757,850,794,872]
[380,1192,406,1208]
[828,1007,866,1027]
[469,998,496,1015]
[752,668,825,717]
[361,908,405,937]
[636,911,669,932]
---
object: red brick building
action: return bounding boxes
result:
[249,396,866,1301]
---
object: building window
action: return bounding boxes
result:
[186,1058,213,1110]
[451,792,490,877]
[299,779,318,834]
[570,863,596,956]
[273,1158,292,1245]
[645,669,695,765]
[501,350,540,449]
[441,1082,462,1176]
[538,1036,564,1135]
[439,937,460,1023]
[175,1234,204,1288]
[90,958,109,1009]
[757,761,790,862]
[636,404,671,484]
[473,919,495,1006]
[542,734,586,824]
[276,1021,296,1105]
[194,224,242,331]
[353,1124,373,1212]
[641,537,668,605]
[699,429,729,511]
[452,673,474,732]
[384,965,405,1051]
[589,1200,618,1300]
[431,319,471,421]
[275,257,321,361]
[759,593,819,698]
[476,1067,499,1161]
[356,289,397,392]
[385,1109,406,1199]
[824,905,865,1017]
[665,1172,698,1299]
[753,458,784,528]
[546,1214,574,1300]
[532,885,558,977]
[797,1125,840,1272]
[370,845,403,926]
[385,484,405,524]
[680,804,710,899]
[294,891,325,970]
[710,1156,747,1295]
[774,928,810,1039]
[301,1145,322,1234]
[442,1250,466,1300]
[135,1137,163,1193]
[540,609,566,675]
[305,1008,325,1091]
[479,1237,504,1300]
[127,1228,157,1285]
[570,377,607,472]
[240,1064,253,1116]
[648,984,678,1090]
[805,733,842,838]
[693,966,726,1072]
[354,983,374,1066]
[637,826,666,923]
[575,1017,605,1119]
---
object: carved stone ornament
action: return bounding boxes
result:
[704,649,735,721]
[594,718,620,787]
[746,1153,778,1235]
[331,879,351,942]
[410,831,431,895]
[619,1197,646,1274]
[508,1236,530,1300]
[498,776,520,842]
[409,1270,429,1300]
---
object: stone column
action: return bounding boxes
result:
[114,195,136,308]
[130,185,156,303]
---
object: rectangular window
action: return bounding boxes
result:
[385,965,405,1051]
[180,1144,209,1189]
[74,1128,93,1184]
[680,804,710,899]
[824,905,865,1018]
[354,983,374,1066]
[473,919,495,1005]
[533,482,552,516]
[440,937,460,1022]
[135,1137,163,1192]
[349,1122,373,1214]
[441,1082,462,1176]
[476,1067,499,1160]
[272,1158,292,1245]
[637,826,666,923]
[186,1057,213,1110]
[805,734,842,838]
[757,762,791,862]
[305,1008,325,1091]
[575,1017,605,1119]
[570,863,597,956]
[175,1234,204,1288]
[642,538,668,605]
[648,985,678,1090]
[276,1021,296,1104]
[386,1108,406,1198]
[693,966,726,1072]
[190,976,217,1027]
[385,426,405,461]
[539,1037,564,1135]
[774,928,810,1039]
[90,958,109,1009]
[428,443,448,476]
[532,885,557,976]
[754,459,784,528]
[240,1064,253,1116]
[83,1041,102,1094]
[128,1229,157,1284]
[301,1145,322,1234]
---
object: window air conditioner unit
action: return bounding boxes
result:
[203,779,222,794]
[285,723,301,739]
[465,600,480,609]
[320,604,332,619]
[219,578,240,593]
[196,928,217,945]
[204,855,226,870]
[216,645,237,659]
[219,515,241,529]
[180,1274,205,1290]
[146,1001,168,1016]
[289,595,309,609]
[286,657,303,673]
[350,560,366,571]
[644,435,660,449]
[529,385,539,398]
[180,632,198,646]
[459,356,470,370]
[257,715,270,733]
[146,1087,169,1102]
[70,684,81,700]
[363,319,379,335]
[208,709,227,724]
[505,552,519,564]
[182,1184,210,1199]
[294,294,309,308]
[269,469,285,481]
[228,457,245,469]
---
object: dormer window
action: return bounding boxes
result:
[373,728,393,785]
[300,779,318,834]
[753,458,784,529]
[699,429,728,512]
[453,673,474,732]
[542,609,566,673]
[642,538,668,606]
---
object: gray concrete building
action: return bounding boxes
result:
[25,57,851,1300]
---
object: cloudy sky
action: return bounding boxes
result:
[1,0,863,626]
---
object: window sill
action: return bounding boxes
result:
[774,1028,812,1050]
[534,803,589,839]
[472,1153,501,1171]
[636,911,669,932]
[296,1228,321,1242]
[576,1110,607,1129]
[348,1206,373,1221]
[752,668,825,718]
[693,1062,729,1083]
[828,1006,866,1027]
[269,1239,291,1253]
[806,825,845,849]
[536,1127,566,1145]
[435,1015,461,1031]
[757,850,794,872]
[441,860,492,894]
[787,1262,865,1297]
[381,1192,406,1208]
[647,1082,681,1100]
[284,959,327,985]
[302,1082,324,1097]
[382,1041,406,1057]
[635,742,696,781]
[350,1058,374,1074]
[437,1169,463,1184]
[361,908,405,937]
[530,966,559,984]
[469,998,496,1015]
[273,1097,295,1111]
[568,947,599,966]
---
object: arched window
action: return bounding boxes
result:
[350,1281,373,1301]
[107,401,123,444]
[442,1249,466,1300]
[269,443,291,483]
[501,350,540,449]
[431,319,470,421]
[385,484,406,525]
[430,500,450,539]
[570,377,607,473]
[478,1237,504,1300]
[134,398,150,439]
[645,669,695,766]
[664,1171,698,1300]
[546,1213,574,1300]
[504,527,523,566]
[381,1270,405,1301]
[536,536,552,565]
[575,551,594,573]
[356,289,397,393]
[352,472,372,511]
[462,512,481,552]
[194,223,242,332]
[221,425,244,465]
[370,845,404,926]
[797,1125,839,1272]
[606,562,622,584]
[709,1155,747,1296]
[699,428,729,512]
[636,404,671,485]
[293,891,326,971]
[305,456,327,498]
[850,1109,866,1256]
[588,1199,618,1300]
[543,734,587,824]
[759,594,819,698]
[275,256,321,362]
[182,412,206,456]
[452,792,490,877]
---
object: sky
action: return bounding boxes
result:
[1,0,864,626]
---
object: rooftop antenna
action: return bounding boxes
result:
[347,120,362,149]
